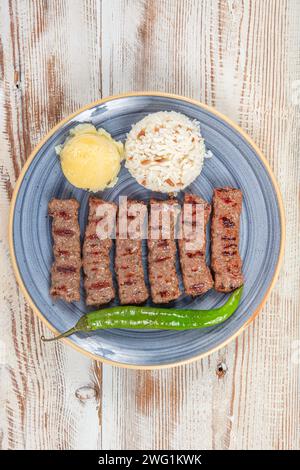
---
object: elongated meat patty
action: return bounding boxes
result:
[83,197,116,305]
[179,193,213,296]
[48,198,81,302]
[211,187,244,292]
[115,199,148,304]
[148,199,181,303]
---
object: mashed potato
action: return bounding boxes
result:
[56,124,124,192]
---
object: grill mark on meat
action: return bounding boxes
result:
[222,198,237,206]
[211,187,244,292]
[123,279,135,286]
[222,250,238,256]
[186,250,204,258]
[154,255,171,262]
[52,286,67,292]
[83,197,116,306]
[53,228,74,237]
[157,239,168,248]
[57,211,71,220]
[86,233,102,240]
[89,281,111,290]
[148,199,181,303]
[159,291,168,298]
[121,247,138,255]
[48,198,81,302]
[56,266,77,274]
[224,243,237,249]
[115,200,148,304]
[221,216,235,228]
[178,194,213,296]
[56,249,70,256]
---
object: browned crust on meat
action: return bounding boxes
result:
[211,187,244,292]
[83,197,116,306]
[48,198,81,302]
[115,199,148,304]
[148,198,181,303]
[178,193,213,296]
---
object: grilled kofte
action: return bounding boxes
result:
[49,188,244,304]
[115,200,148,304]
[211,187,244,292]
[83,197,116,305]
[48,198,81,302]
[179,194,213,296]
[148,199,181,303]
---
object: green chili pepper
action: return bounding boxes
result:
[41,286,243,342]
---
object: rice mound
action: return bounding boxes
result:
[125,111,206,193]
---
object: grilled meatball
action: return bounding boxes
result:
[83,197,116,305]
[115,199,148,304]
[211,187,244,292]
[179,193,213,296]
[48,198,81,302]
[148,198,181,303]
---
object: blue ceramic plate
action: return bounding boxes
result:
[9,93,285,368]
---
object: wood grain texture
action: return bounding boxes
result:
[0,0,299,450]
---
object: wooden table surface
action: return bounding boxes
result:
[0,0,299,450]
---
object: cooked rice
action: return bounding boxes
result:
[125,111,206,193]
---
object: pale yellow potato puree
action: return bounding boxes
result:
[56,124,124,191]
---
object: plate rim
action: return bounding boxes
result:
[8,91,286,369]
